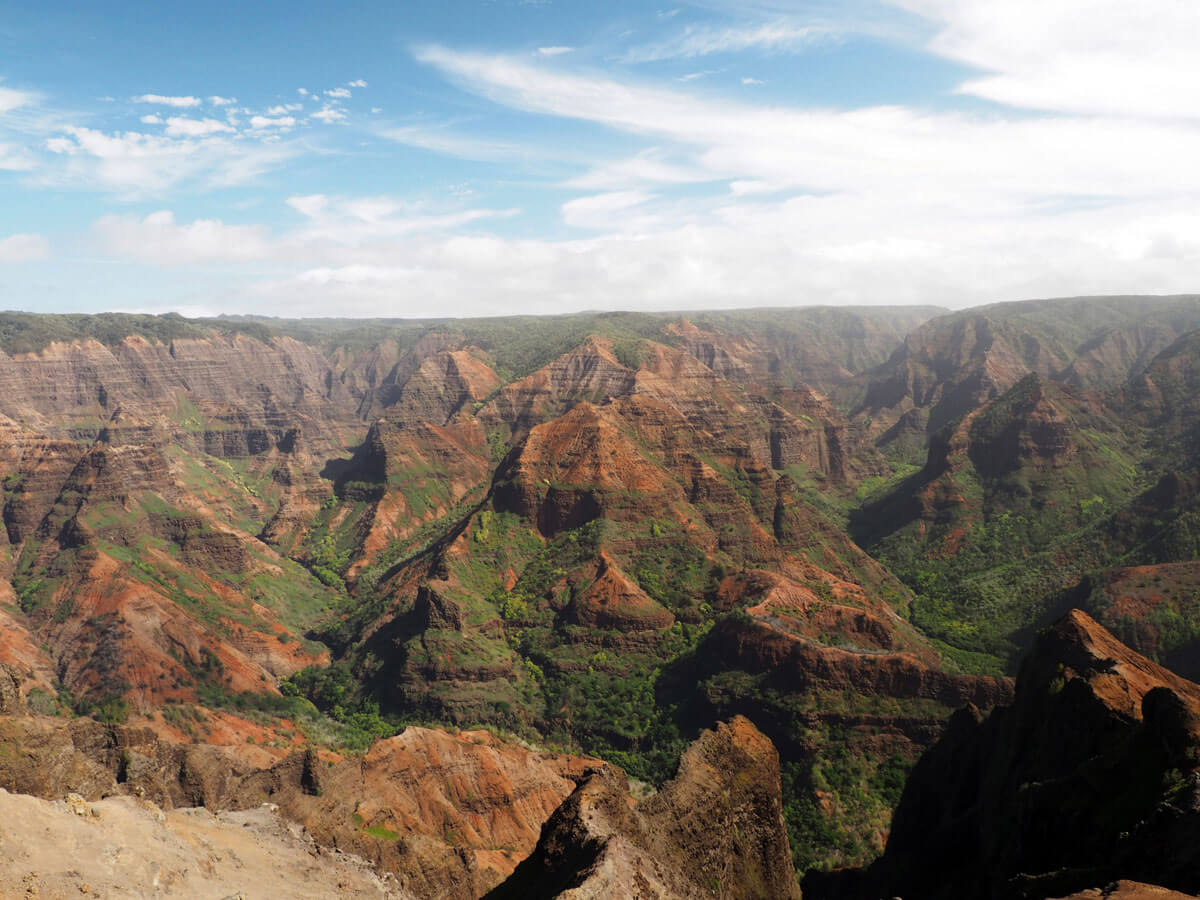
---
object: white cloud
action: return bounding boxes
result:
[24,6,1200,316]
[0,143,36,171]
[365,45,1200,311]
[284,194,520,244]
[324,87,352,99]
[568,150,710,190]
[561,190,656,229]
[208,96,237,106]
[0,233,50,263]
[348,79,368,88]
[266,104,302,115]
[287,194,328,218]
[94,196,520,271]
[623,21,825,63]
[310,107,346,123]
[891,0,1200,120]
[381,124,528,161]
[0,86,36,114]
[297,88,309,96]
[133,94,202,108]
[741,77,764,85]
[250,115,296,130]
[537,46,573,56]
[728,179,776,195]
[164,117,235,137]
[40,125,295,195]
[139,114,163,124]
[416,47,1200,203]
[92,211,271,263]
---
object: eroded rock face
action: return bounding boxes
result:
[241,727,601,899]
[488,716,801,900]
[703,612,1012,708]
[806,610,1200,900]
[0,711,599,900]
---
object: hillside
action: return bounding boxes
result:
[807,610,1200,899]
[0,297,1199,893]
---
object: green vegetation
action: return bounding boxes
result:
[860,376,1149,670]
[0,311,273,355]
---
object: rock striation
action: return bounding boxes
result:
[805,610,1200,900]
[487,716,801,899]
[0,706,600,900]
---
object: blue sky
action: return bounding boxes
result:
[2,0,1200,318]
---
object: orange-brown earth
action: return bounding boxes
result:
[0,676,602,899]
[8,303,1196,894]
[489,716,801,900]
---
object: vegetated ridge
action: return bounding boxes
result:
[0,296,1199,895]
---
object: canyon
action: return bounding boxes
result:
[0,299,1199,896]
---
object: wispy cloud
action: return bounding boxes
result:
[0,233,50,263]
[561,190,656,229]
[0,142,37,171]
[537,46,573,56]
[41,125,298,196]
[381,123,530,162]
[415,46,1200,202]
[385,44,1200,312]
[91,195,521,271]
[622,21,827,63]
[892,0,1200,120]
[324,87,352,99]
[132,94,202,108]
[0,86,36,115]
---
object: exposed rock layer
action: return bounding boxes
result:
[488,716,801,899]
[806,610,1200,900]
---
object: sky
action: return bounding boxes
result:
[2,0,1200,318]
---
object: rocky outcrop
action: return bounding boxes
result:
[566,552,675,632]
[243,727,600,898]
[386,349,500,427]
[853,296,1200,455]
[0,664,24,715]
[807,610,1200,900]
[493,402,686,537]
[488,716,801,899]
[1052,884,1198,900]
[0,334,356,436]
[703,612,1011,708]
[0,709,600,900]
[480,338,637,438]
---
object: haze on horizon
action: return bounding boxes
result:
[1,1,1198,319]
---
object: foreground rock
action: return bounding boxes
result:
[806,610,1200,900]
[0,788,408,899]
[1052,883,1199,900]
[0,711,597,899]
[488,716,801,899]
